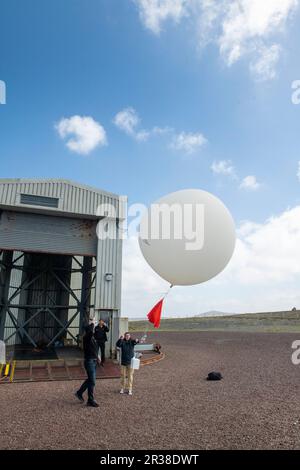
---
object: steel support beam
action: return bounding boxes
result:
[79,256,93,335]
[0,251,13,341]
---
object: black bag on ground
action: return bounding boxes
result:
[207,371,222,381]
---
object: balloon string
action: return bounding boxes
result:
[163,284,174,299]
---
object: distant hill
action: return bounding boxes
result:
[195,310,235,317]
[129,309,300,333]
[129,311,234,321]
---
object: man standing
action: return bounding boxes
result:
[75,318,99,407]
[116,332,139,396]
[94,318,109,366]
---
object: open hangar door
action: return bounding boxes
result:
[0,211,98,356]
[0,178,124,361]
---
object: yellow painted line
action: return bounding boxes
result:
[10,361,16,383]
[4,363,10,376]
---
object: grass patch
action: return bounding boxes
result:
[129,310,300,333]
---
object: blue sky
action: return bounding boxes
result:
[1,0,300,317]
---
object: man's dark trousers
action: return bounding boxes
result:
[77,358,97,402]
[97,342,106,364]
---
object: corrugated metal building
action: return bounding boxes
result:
[0,178,126,358]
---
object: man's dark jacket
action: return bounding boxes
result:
[116,338,138,366]
[94,323,109,343]
[83,324,98,360]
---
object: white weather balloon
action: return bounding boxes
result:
[138,189,236,286]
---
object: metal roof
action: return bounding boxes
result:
[0,178,126,219]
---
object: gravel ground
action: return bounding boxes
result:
[1,331,300,450]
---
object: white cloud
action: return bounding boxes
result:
[114,108,206,153]
[134,0,188,35]
[55,115,107,155]
[113,107,140,136]
[224,206,300,284]
[135,129,151,141]
[113,107,154,142]
[171,131,207,154]
[122,236,169,318]
[211,162,262,189]
[195,0,224,49]
[209,0,298,80]
[122,237,169,296]
[152,125,174,135]
[201,0,297,79]
[249,43,281,81]
[134,0,299,81]
[122,205,300,317]
[211,159,236,177]
[218,0,297,65]
[239,175,260,190]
